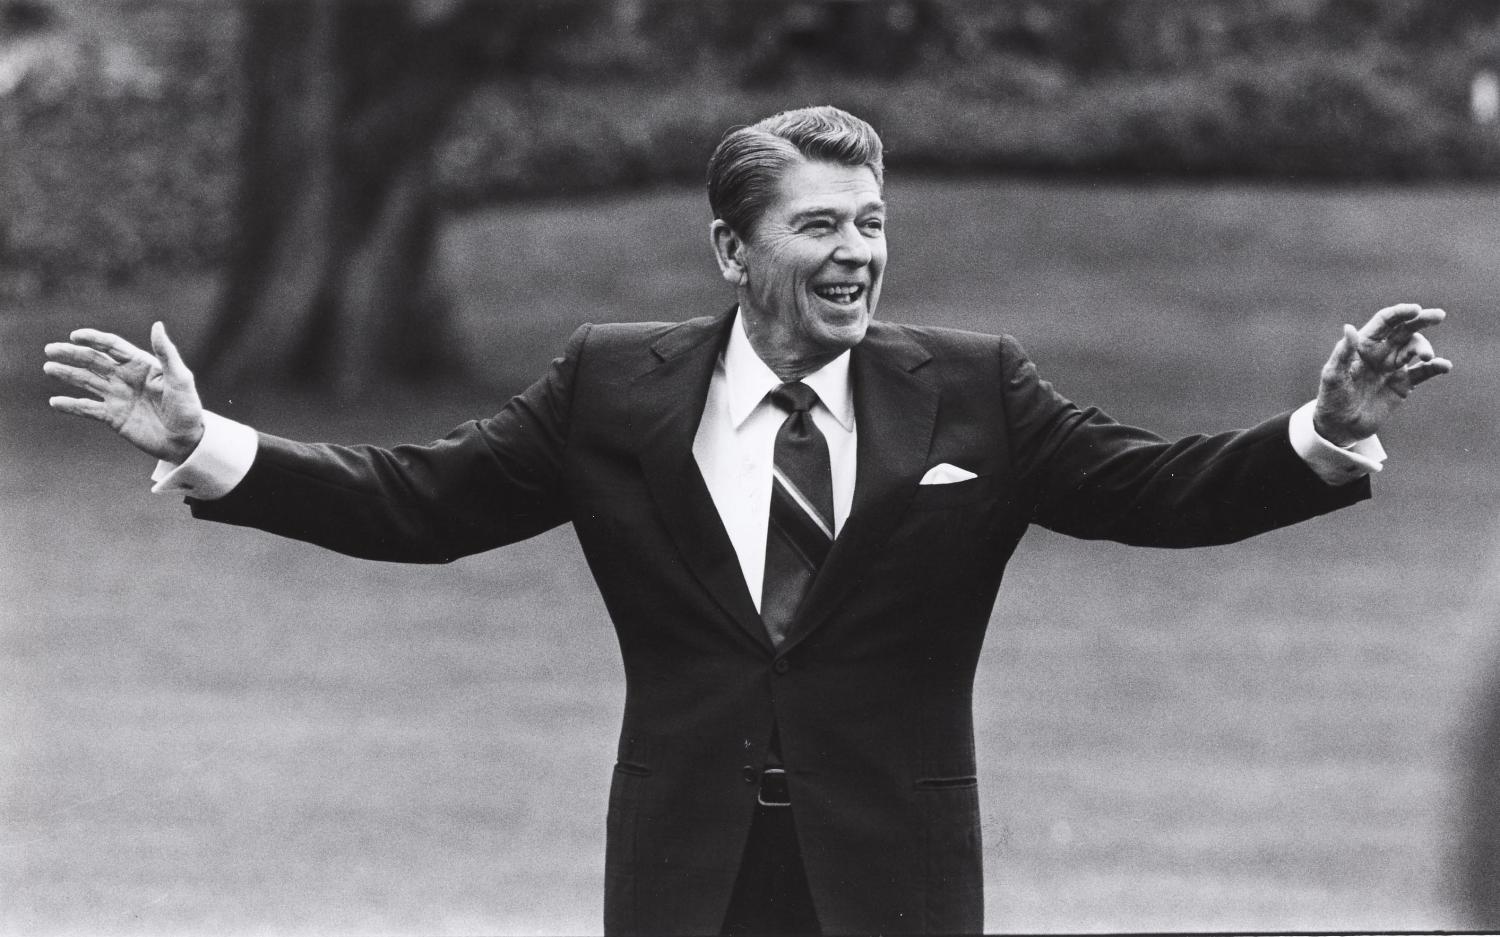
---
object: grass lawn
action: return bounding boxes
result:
[4,177,1499,934]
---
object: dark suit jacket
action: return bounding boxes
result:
[190,310,1368,934]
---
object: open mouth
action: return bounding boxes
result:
[813,283,865,306]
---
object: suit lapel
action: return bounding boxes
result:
[632,310,773,652]
[786,323,938,652]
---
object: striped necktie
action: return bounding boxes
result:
[761,381,835,647]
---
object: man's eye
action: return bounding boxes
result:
[862,219,885,233]
[803,220,835,233]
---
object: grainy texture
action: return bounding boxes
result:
[3,178,1495,932]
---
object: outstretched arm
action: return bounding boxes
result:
[1313,303,1452,446]
[44,322,206,462]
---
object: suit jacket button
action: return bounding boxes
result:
[773,658,790,675]
[742,765,757,784]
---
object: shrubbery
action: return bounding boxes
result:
[5,0,1499,295]
[3,0,239,295]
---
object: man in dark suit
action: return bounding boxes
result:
[44,106,1451,934]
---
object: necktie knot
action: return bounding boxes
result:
[770,381,819,415]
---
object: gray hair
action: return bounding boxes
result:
[707,106,884,237]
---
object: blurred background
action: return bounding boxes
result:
[3,0,1500,932]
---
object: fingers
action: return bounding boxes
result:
[41,360,112,397]
[1329,324,1361,370]
[1363,302,1421,339]
[1407,356,1454,388]
[1401,331,1436,365]
[43,341,119,376]
[1362,303,1445,342]
[69,328,151,365]
[1348,324,1388,367]
[48,395,110,421]
[150,321,194,387]
[1347,304,1447,375]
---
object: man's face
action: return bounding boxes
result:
[731,158,886,370]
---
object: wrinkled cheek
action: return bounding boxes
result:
[746,277,799,321]
[749,269,804,316]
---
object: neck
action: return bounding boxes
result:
[766,357,832,384]
[738,312,840,383]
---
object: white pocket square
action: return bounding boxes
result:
[919,463,978,485]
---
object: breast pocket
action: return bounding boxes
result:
[908,474,993,510]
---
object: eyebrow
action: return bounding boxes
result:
[789,201,887,224]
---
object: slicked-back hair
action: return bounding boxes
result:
[707,106,884,238]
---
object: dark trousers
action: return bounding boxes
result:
[721,802,821,935]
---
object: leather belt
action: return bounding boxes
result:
[757,767,791,807]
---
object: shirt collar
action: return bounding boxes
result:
[723,308,855,432]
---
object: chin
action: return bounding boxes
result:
[815,315,870,352]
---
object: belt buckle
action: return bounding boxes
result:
[756,767,791,807]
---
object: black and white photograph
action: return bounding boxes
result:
[4,1,1498,933]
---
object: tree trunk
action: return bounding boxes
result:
[202,0,473,396]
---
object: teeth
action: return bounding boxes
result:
[815,284,862,302]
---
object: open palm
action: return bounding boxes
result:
[44,322,205,463]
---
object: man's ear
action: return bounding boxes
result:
[710,219,748,287]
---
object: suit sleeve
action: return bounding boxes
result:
[999,336,1369,547]
[186,324,590,563]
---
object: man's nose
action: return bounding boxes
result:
[831,224,872,266]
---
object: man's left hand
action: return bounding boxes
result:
[1313,303,1452,446]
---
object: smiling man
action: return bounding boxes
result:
[44,106,1452,935]
[711,153,887,380]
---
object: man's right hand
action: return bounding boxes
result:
[44,322,205,463]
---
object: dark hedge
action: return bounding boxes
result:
[5,0,1499,295]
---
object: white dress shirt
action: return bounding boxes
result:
[153,313,1385,610]
[692,311,857,612]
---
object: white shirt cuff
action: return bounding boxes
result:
[150,411,258,499]
[1288,400,1386,486]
